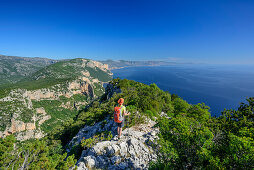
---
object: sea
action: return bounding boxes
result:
[112,64,254,117]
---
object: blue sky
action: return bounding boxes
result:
[0,0,253,64]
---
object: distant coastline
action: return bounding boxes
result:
[110,64,175,70]
[100,59,193,70]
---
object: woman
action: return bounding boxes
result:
[114,98,130,140]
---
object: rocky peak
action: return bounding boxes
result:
[85,59,109,71]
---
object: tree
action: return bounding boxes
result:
[0,136,76,169]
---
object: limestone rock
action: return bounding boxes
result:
[5,119,26,134]
[160,111,171,119]
[36,107,47,114]
[81,71,90,77]
[76,162,88,170]
[73,118,159,170]
[86,60,108,71]
[38,115,51,125]
[83,155,96,168]
[93,141,111,155]
[26,123,36,130]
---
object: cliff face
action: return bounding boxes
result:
[86,60,109,71]
[0,59,112,141]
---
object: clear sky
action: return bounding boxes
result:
[0,0,254,64]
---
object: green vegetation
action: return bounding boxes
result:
[150,100,254,169]
[93,82,105,97]
[81,131,113,149]
[86,67,112,82]
[0,135,76,169]
[18,107,34,123]
[0,54,55,87]
[32,99,78,133]
[62,78,254,169]
[1,78,253,169]
[13,78,73,91]
[0,58,113,169]
[23,58,111,90]
[0,58,112,97]
[0,101,13,131]
[72,94,88,102]
[0,100,34,131]
[45,78,192,154]
[0,58,111,135]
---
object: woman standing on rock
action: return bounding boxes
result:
[114,98,130,140]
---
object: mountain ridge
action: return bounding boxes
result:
[0,54,57,86]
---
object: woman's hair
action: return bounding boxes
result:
[118,98,124,105]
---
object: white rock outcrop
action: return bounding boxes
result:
[69,117,159,170]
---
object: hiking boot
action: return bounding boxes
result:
[113,135,118,141]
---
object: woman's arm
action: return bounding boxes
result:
[123,106,130,116]
[124,110,130,116]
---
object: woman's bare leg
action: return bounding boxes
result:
[119,127,122,138]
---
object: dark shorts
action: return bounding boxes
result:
[117,120,124,128]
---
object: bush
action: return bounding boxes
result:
[0,135,76,169]
[81,131,113,149]
[152,97,254,169]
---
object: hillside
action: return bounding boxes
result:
[69,79,254,169]
[0,54,57,86]
[0,58,112,140]
[0,78,253,169]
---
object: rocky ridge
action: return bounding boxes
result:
[67,116,159,170]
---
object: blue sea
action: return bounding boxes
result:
[112,64,254,117]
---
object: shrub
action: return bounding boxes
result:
[81,131,113,149]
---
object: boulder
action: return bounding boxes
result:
[106,145,114,156]
[93,141,111,155]
[76,162,88,170]
[83,155,96,168]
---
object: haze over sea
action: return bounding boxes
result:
[112,64,254,117]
